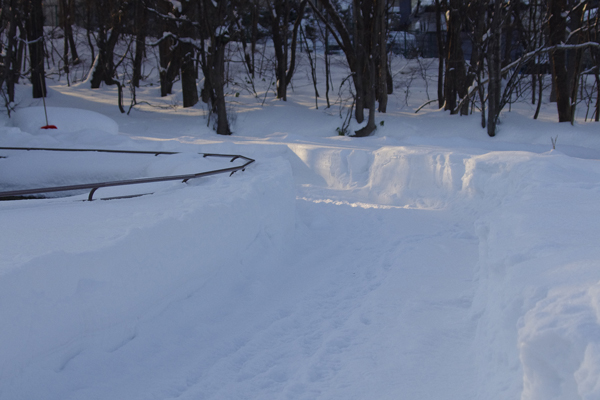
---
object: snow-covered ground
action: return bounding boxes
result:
[1,43,600,399]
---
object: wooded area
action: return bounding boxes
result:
[0,0,598,136]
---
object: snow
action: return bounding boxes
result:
[12,107,119,136]
[1,40,600,400]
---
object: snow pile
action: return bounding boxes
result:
[11,106,119,135]
[464,151,600,400]
[288,144,467,209]
[0,153,295,398]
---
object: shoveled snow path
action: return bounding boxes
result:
[161,193,480,399]
[269,194,479,400]
[10,189,479,400]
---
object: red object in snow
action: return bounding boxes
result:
[41,125,58,129]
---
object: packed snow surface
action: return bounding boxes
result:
[1,68,600,400]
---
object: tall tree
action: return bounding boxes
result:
[132,0,148,88]
[487,0,503,137]
[157,0,180,97]
[180,0,199,108]
[60,0,80,65]
[548,0,572,122]
[310,0,389,136]
[152,0,199,106]
[25,0,46,99]
[90,0,125,112]
[267,0,307,101]
[443,0,467,114]
[198,0,234,135]
[2,0,20,103]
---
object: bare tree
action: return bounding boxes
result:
[60,0,80,65]
[89,0,126,113]
[2,0,20,104]
[267,0,307,101]
[309,0,389,136]
[487,0,503,137]
[548,0,573,122]
[25,0,46,99]
[198,0,235,135]
[132,0,148,88]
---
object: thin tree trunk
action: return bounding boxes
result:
[487,0,502,137]
[376,0,387,113]
[435,0,445,108]
[324,21,331,108]
[548,0,571,122]
[181,42,198,107]
[212,44,230,135]
[132,0,147,88]
[4,0,18,103]
[27,0,46,98]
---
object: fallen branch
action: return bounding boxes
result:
[415,99,439,113]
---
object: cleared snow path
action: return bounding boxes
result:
[1,143,480,400]
[269,196,479,399]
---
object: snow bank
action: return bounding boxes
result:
[241,144,600,400]
[288,144,467,209]
[11,107,119,135]
[463,151,600,400]
[0,156,295,395]
[520,284,600,400]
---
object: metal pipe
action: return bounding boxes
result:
[0,147,255,201]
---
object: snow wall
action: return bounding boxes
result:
[0,157,295,388]
[463,151,600,400]
[286,144,600,400]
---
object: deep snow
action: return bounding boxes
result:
[1,47,600,400]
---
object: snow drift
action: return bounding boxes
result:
[0,155,295,399]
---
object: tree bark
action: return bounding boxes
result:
[3,0,18,103]
[548,0,572,122]
[132,0,147,88]
[310,0,387,135]
[90,1,122,89]
[180,0,199,108]
[26,0,46,99]
[487,0,503,137]
[158,0,179,96]
[443,1,467,114]
[435,0,445,108]
[199,0,232,135]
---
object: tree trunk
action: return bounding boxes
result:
[26,0,46,99]
[463,0,486,116]
[180,0,199,107]
[90,2,121,89]
[444,1,466,114]
[212,44,230,135]
[566,2,584,123]
[132,0,147,88]
[198,0,232,135]
[435,0,445,108]
[269,0,305,101]
[181,42,198,108]
[60,0,79,64]
[311,0,387,135]
[376,0,387,113]
[158,0,179,96]
[487,0,503,137]
[270,0,288,100]
[548,0,572,122]
[3,0,18,103]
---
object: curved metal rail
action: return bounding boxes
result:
[0,147,255,201]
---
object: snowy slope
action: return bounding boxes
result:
[1,52,600,399]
